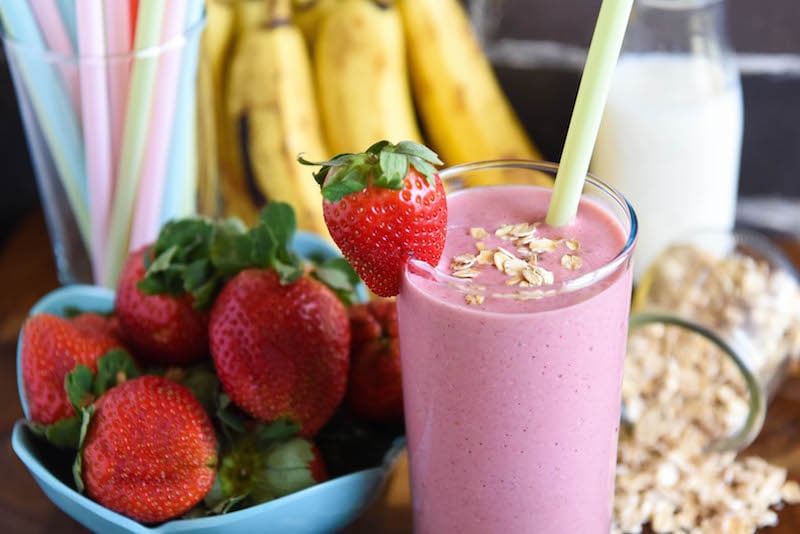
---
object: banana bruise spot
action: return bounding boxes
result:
[265,0,292,29]
[236,114,268,206]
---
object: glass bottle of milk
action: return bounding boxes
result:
[591,0,743,281]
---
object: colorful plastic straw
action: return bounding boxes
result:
[129,0,139,45]
[128,0,189,251]
[546,0,634,227]
[76,0,113,285]
[7,49,73,258]
[28,0,80,114]
[160,0,205,226]
[54,0,77,49]
[103,0,132,179]
[0,0,90,247]
[104,0,166,287]
[4,0,206,285]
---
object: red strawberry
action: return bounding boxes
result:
[301,140,447,297]
[209,269,350,437]
[115,246,209,365]
[21,313,125,424]
[306,442,328,483]
[72,312,121,339]
[345,299,404,422]
[80,375,218,524]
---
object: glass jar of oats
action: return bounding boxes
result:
[625,229,800,452]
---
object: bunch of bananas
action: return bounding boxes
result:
[199,0,548,236]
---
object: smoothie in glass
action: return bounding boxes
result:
[396,161,637,533]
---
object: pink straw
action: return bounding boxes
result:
[129,0,139,44]
[104,0,166,287]
[28,0,80,114]
[75,0,113,285]
[129,0,189,250]
[103,0,132,180]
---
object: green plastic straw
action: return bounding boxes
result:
[104,0,165,287]
[546,0,634,227]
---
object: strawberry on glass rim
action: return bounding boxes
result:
[300,140,448,297]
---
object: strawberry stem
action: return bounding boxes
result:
[299,140,443,203]
[138,203,359,309]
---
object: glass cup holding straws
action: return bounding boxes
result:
[1,0,215,287]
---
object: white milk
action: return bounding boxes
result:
[591,53,743,281]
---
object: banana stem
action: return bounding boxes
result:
[266,0,292,25]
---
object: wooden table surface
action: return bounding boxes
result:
[3,209,800,533]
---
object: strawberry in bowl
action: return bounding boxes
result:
[345,298,404,423]
[13,204,404,533]
[20,312,125,427]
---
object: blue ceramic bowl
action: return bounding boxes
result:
[12,232,403,534]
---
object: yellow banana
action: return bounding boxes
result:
[227,0,330,238]
[195,53,220,217]
[314,0,422,155]
[291,0,337,49]
[234,0,270,30]
[204,0,237,80]
[218,0,274,225]
[398,0,550,186]
[199,0,249,221]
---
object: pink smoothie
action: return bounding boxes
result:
[396,185,634,533]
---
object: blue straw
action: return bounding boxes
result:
[0,0,90,247]
[187,0,206,28]
[55,0,77,50]
[160,0,205,224]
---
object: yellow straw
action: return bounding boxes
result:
[546,0,633,227]
[104,0,165,287]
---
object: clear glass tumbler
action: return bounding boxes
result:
[396,161,637,533]
[628,229,800,452]
[1,0,211,287]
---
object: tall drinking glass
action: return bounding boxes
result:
[396,160,637,533]
[1,0,210,288]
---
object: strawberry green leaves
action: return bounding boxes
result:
[312,257,361,306]
[72,405,94,493]
[139,202,359,309]
[66,348,139,415]
[28,415,83,450]
[28,350,139,450]
[384,140,442,185]
[92,349,140,397]
[65,365,95,412]
[140,203,302,308]
[138,218,215,297]
[256,419,303,443]
[300,140,443,202]
[205,431,321,512]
